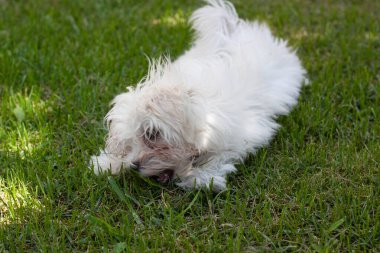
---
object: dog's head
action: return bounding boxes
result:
[105,82,206,183]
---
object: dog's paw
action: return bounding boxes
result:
[176,175,227,192]
[176,164,236,191]
[89,151,123,175]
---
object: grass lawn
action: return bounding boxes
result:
[0,0,379,251]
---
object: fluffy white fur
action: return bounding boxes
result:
[90,0,306,191]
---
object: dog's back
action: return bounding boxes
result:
[174,0,306,154]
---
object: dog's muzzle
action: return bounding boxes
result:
[130,161,174,184]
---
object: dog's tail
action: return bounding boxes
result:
[190,0,239,43]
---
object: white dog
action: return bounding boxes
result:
[90,0,306,191]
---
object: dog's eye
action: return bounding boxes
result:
[144,128,160,143]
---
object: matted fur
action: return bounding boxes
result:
[90,0,306,191]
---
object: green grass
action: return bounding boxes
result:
[0,0,379,251]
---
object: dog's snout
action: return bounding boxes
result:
[130,161,140,170]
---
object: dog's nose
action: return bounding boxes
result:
[130,161,140,170]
